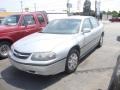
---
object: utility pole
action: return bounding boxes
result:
[107,9,109,19]
[77,0,81,12]
[34,3,37,12]
[67,0,72,15]
[20,0,23,12]
[95,0,97,18]
[67,0,70,14]
[95,0,101,19]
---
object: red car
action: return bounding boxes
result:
[109,17,120,22]
[0,12,48,58]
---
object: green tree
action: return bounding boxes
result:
[118,11,120,17]
[111,11,118,17]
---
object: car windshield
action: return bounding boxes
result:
[41,19,81,34]
[1,15,20,26]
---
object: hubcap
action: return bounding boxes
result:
[0,44,10,57]
[68,53,78,71]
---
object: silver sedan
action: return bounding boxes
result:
[9,16,104,75]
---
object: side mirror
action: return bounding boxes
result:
[24,22,28,28]
[117,36,120,41]
[22,20,28,28]
[83,28,91,33]
[24,21,28,26]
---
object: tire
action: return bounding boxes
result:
[97,35,103,48]
[0,41,11,59]
[109,80,120,90]
[65,48,80,74]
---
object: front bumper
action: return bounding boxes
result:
[9,53,66,75]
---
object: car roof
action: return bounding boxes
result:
[9,12,44,16]
[49,15,91,21]
[63,16,90,19]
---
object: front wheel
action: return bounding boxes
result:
[0,41,11,59]
[65,49,80,74]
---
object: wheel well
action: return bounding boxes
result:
[0,39,13,45]
[71,45,80,53]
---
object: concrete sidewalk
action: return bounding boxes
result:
[0,83,6,90]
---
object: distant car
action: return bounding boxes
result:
[0,12,48,59]
[9,16,104,75]
[109,17,120,22]
[108,36,120,90]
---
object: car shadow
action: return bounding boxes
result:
[1,66,69,90]
[0,57,5,60]
[1,47,98,90]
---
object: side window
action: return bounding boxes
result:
[22,15,35,26]
[83,19,92,29]
[90,17,99,28]
[37,15,45,24]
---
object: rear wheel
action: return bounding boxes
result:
[0,41,11,59]
[65,49,80,74]
[97,35,103,48]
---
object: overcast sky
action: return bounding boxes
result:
[0,0,120,12]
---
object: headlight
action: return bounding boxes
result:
[31,52,56,61]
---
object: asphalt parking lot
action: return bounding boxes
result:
[0,22,120,90]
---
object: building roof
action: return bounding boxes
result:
[0,12,18,17]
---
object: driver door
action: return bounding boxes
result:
[19,15,38,38]
[81,18,94,55]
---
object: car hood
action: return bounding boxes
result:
[13,33,75,53]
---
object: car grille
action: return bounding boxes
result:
[13,49,31,59]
